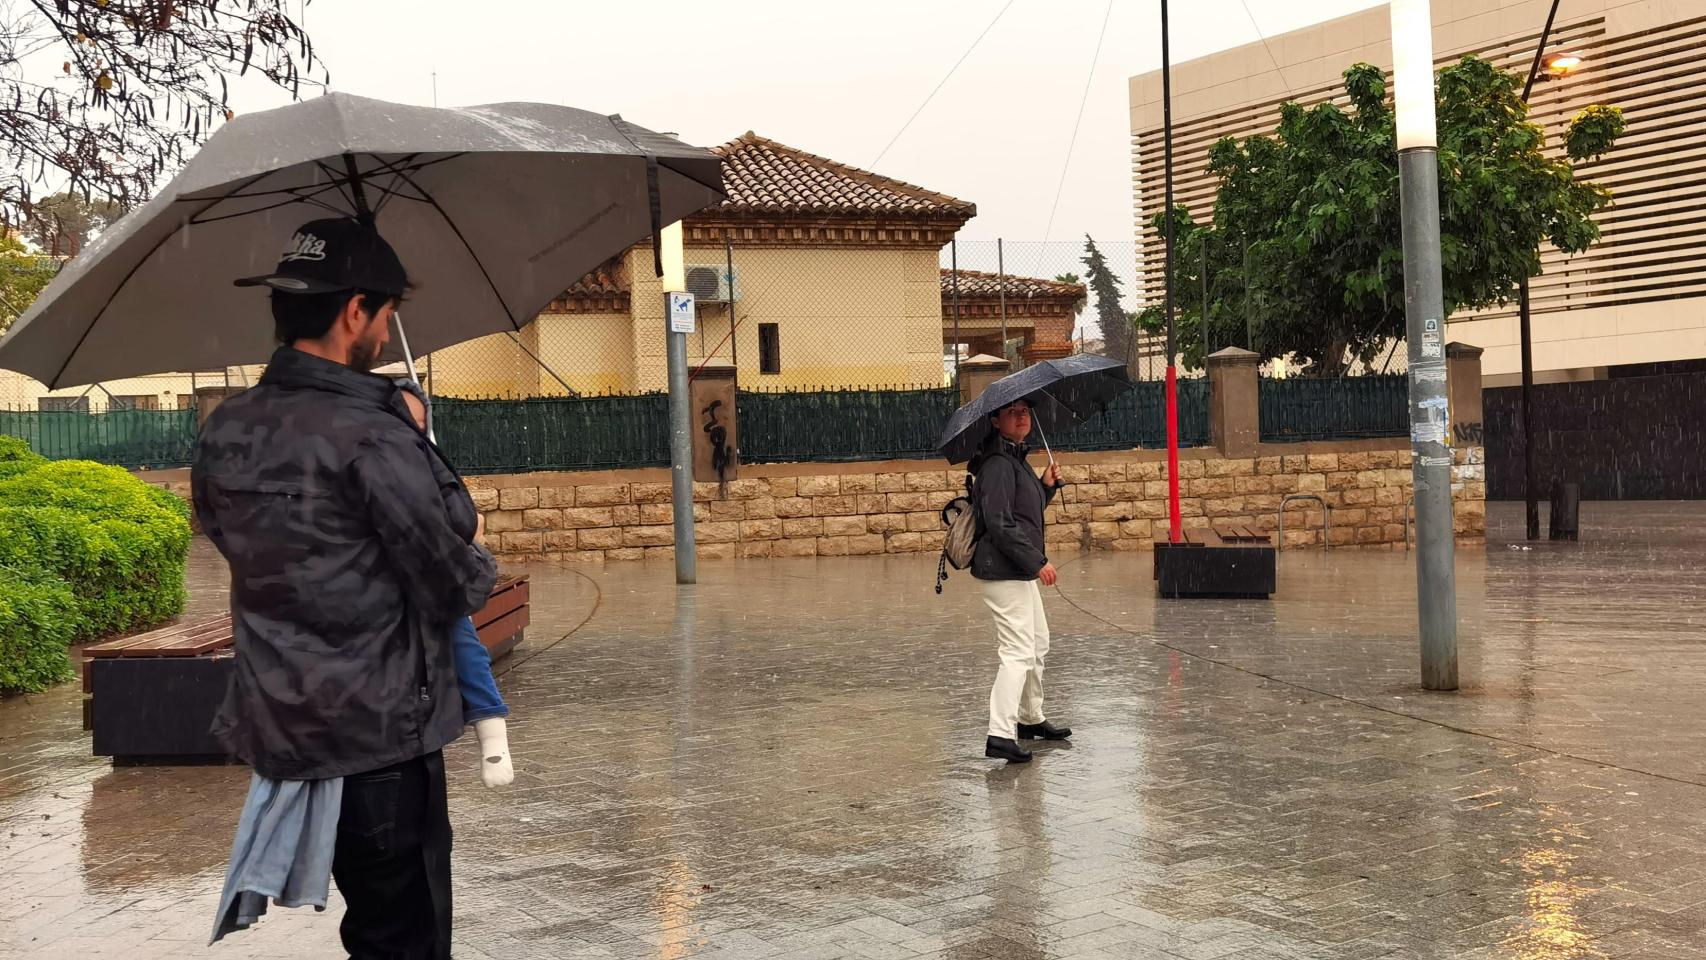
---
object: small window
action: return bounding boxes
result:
[758,323,781,375]
[177,394,196,410]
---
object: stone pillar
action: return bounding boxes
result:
[690,363,738,486]
[958,353,1011,406]
[1206,346,1261,458]
[194,386,245,427]
[1445,342,1484,448]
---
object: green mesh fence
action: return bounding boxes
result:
[738,386,960,463]
[0,408,197,469]
[1049,379,1211,452]
[1258,375,1409,443]
[431,394,671,474]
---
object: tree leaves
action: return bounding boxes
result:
[0,1,328,231]
[1155,55,1623,376]
[1081,235,1135,372]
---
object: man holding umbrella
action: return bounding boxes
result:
[194,218,496,957]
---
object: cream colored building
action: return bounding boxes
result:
[0,365,260,412]
[431,133,980,397]
[1128,0,1706,386]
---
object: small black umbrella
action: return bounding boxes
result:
[937,354,1132,465]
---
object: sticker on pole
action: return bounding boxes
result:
[668,291,697,334]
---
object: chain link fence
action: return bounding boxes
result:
[0,235,1406,472]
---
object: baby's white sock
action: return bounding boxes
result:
[474,717,514,788]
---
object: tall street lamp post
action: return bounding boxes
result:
[1391,0,1459,691]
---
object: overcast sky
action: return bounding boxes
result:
[226,0,1385,257]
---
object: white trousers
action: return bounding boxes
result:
[981,578,1050,739]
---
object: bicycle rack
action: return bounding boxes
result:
[1277,494,1331,551]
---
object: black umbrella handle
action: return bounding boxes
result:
[646,155,663,278]
[343,153,375,228]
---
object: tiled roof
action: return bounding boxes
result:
[943,269,1086,302]
[709,132,976,220]
[549,255,629,311]
[563,256,625,297]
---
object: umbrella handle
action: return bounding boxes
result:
[1033,419,1066,508]
[393,312,433,443]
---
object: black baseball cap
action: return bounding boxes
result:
[234,218,408,297]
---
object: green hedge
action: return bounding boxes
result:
[0,439,190,694]
[0,569,77,692]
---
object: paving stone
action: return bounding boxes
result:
[1,503,1703,957]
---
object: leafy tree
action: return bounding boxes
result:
[24,192,124,256]
[1079,236,1135,371]
[0,1,324,230]
[0,233,58,334]
[1139,56,1624,375]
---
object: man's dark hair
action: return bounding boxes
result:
[272,288,398,345]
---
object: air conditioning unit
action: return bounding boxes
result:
[685,265,740,303]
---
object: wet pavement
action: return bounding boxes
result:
[2,501,1703,959]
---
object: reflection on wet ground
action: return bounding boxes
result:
[1,502,1702,958]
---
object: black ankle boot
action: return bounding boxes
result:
[1017,720,1072,741]
[985,736,1032,763]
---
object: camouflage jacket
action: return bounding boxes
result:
[192,346,497,780]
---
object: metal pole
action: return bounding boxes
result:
[1392,0,1458,691]
[951,240,962,378]
[1200,233,1209,363]
[1243,240,1253,351]
[1518,0,1562,540]
[1520,278,1539,539]
[1161,0,1182,544]
[726,236,738,377]
[666,294,697,584]
[998,239,1008,363]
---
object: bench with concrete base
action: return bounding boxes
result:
[1153,525,1277,599]
[82,574,530,764]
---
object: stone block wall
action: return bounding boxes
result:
[454,440,1485,562]
[137,440,1486,563]
[134,343,1489,563]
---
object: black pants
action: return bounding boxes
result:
[332,751,453,960]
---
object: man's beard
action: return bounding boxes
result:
[347,327,385,373]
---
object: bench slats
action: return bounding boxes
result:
[82,573,532,690]
[1212,524,1273,545]
[475,579,530,630]
[83,615,234,657]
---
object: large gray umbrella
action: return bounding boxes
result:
[0,93,725,388]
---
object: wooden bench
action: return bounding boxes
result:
[84,574,531,763]
[1207,524,1272,546]
[1153,526,1276,599]
[476,574,530,661]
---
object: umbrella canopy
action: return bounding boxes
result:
[0,93,725,389]
[937,354,1132,464]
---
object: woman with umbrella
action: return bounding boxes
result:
[940,354,1130,764]
[969,398,1072,764]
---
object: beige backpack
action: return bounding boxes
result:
[935,474,979,594]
